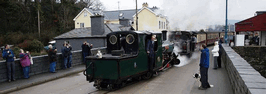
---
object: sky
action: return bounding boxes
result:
[100,0,266,30]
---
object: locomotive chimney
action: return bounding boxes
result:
[162,30,167,41]
[91,15,105,36]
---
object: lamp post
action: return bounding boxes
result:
[136,0,138,31]
[225,0,228,43]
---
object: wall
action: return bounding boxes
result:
[221,44,266,94]
[105,20,120,24]
[232,46,266,78]
[0,48,106,83]
[55,37,106,53]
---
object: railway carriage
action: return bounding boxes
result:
[196,31,235,46]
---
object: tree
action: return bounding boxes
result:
[88,0,105,11]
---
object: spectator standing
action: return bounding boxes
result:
[82,41,89,63]
[2,45,16,82]
[199,44,212,90]
[218,37,223,68]
[211,41,219,69]
[65,41,72,68]
[48,45,57,73]
[61,43,67,69]
[88,43,93,56]
[19,49,31,78]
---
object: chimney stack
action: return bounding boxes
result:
[91,16,105,35]
[142,2,148,8]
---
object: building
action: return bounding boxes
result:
[235,11,266,46]
[54,16,133,52]
[73,2,168,31]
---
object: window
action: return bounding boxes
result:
[80,23,84,28]
[159,21,161,29]
[84,12,87,17]
[163,22,165,29]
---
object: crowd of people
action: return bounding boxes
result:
[1,41,93,83]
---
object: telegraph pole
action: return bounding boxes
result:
[118,1,120,19]
[136,0,138,31]
[225,0,228,43]
[38,9,40,38]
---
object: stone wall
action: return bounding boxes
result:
[0,47,106,83]
[221,44,266,94]
[232,46,266,78]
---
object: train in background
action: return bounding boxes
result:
[195,31,235,46]
[162,31,235,56]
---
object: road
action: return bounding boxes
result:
[10,50,233,94]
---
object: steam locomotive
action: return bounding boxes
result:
[83,31,181,90]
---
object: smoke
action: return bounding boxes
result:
[159,0,225,31]
[172,45,200,67]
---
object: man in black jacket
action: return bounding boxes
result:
[81,41,93,63]
[82,41,89,63]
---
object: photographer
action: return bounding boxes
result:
[2,44,16,82]
[48,45,57,73]
[81,41,93,63]
[63,41,72,69]
[19,49,31,78]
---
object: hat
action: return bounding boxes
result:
[48,45,53,49]
[152,35,157,41]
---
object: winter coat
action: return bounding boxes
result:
[2,49,15,62]
[212,45,219,57]
[19,53,31,67]
[200,48,210,68]
[82,44,89,53]
[62,46,72,57]
[48,49,57,62]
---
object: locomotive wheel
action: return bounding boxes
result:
[142,72,152,80]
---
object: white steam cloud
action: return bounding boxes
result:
[159,0,225,31]
[172,45,200,67]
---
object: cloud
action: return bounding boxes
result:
[160,0,266,31]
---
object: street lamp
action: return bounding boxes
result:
[225,0,228,43]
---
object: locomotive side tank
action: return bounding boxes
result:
[84,31,162,90]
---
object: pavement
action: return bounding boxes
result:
[0,64,85,94]
[189,48,233,94]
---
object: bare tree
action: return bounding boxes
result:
[88,0,105,11]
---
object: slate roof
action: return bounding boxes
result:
[54,24,133,39]
[86,7,159,21]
